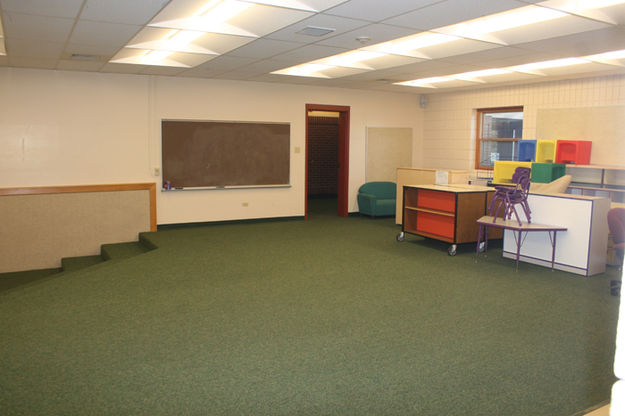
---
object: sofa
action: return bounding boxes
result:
[357,181,396,217]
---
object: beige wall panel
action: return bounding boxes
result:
[537,106,625,166]
[0,190,151,273]
[366,127,412,182]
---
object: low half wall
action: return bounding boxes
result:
[0,183,156,273]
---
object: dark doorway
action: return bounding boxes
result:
[305,104,350,218]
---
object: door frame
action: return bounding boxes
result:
[305,104,350,219]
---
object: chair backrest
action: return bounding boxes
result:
[608,208,625,245]
[512,167,531,194]
[511,167,531,184]
[358,182,396,198]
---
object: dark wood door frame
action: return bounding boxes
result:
[305,104,350,219]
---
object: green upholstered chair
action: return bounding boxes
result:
[357,181,396,217]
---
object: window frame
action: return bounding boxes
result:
[475,106,524,170]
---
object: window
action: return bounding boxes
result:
[475,107,523,169]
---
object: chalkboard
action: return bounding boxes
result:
[162,120,290,188]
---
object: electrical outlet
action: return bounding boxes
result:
[153,167,161,176]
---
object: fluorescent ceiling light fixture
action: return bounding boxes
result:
[440,5,566,38]
[149,0,257,37]
[451,68,511,81]
[364,32,460,57]
[272,63,332,78]
[542,0,625,11]
[110,51,192,67]
[395,76,454,88]
[510,57,589,73]
[127,30,218,55]
[115,0,255,67]
[395,50,621,88]
[585,49,625,63]
[318,50,387,69]
[239,0,319,11]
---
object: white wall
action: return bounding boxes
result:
[0,67,422,224]
[421,74,625,171]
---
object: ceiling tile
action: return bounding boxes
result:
[193,55,258,71]
[226,38,304,59]
[231,59,299,73]
[5,38,64,58]
[69,20,141,47]
[0,0,83,18]
[2,12,74,42]
[384,0,528,31]
[100,62,149,74]
[316,23,418,49]
[64,42,122,58]
[177,67,225,78]
[80,0,169,25]
[324,0,441,22]
[139,65,188,75]
[56,59,107,72]
[7,56,58,69]
[270,43,347,64]
[264,14,369,43]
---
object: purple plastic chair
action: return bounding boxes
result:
[489,167,532,225]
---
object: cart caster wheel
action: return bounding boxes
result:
[448,244,457,256]
[396,232,405,242]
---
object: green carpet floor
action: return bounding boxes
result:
[0,199,621,415]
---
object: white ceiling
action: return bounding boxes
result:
[0,0,624,94]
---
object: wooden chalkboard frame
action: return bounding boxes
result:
[161,119,291,189]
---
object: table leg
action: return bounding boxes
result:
[484,224,489,252]
[516,230,522,272]
[550,231,557,270]
[476,224,483,258]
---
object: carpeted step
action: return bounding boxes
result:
[61,255,104,272]
[100,241,150,261]
[0,268,61,292]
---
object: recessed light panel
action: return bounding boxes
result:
[112,0,320,67]
[435,5,567,40]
